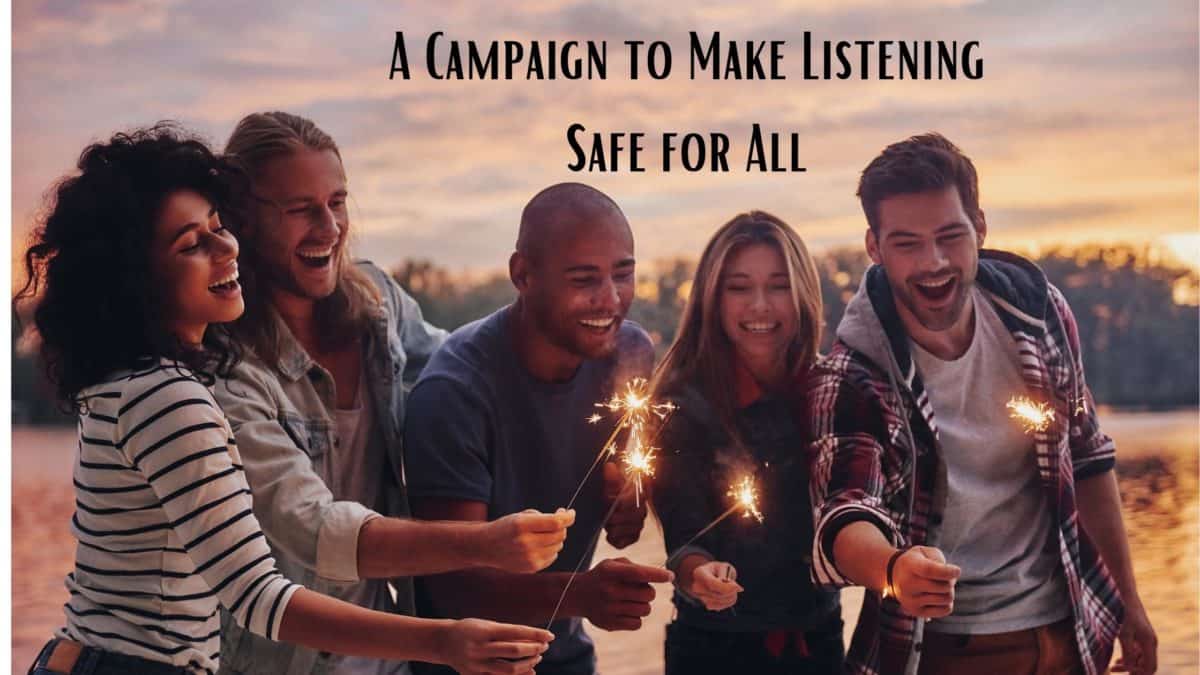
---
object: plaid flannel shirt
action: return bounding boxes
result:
[807,250,1124,675]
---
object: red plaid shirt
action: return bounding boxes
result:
[807,251,1123,675]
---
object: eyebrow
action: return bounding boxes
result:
[280,189,349,206]
[887,221,970,239]
[564,258,636,273]
[725,272,790,279]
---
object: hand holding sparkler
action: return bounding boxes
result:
[680,559,743,612]
[883,546,961,619]
[480,509,576,574]
[568,557,674,631]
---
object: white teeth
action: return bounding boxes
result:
[208,270,239,291]
[741,322,778,333]
[916,277,954,290]
[297,245,335,259]
[579,317,615,328]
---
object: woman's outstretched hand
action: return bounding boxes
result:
[436,618,554,675]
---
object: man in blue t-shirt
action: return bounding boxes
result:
[405,183,672,675]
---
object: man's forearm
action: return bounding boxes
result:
[357,516,487,579]
[422,568,578,625]
[1076,470,1143,608]
[831,520,898,593]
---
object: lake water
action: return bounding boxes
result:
[11,409,1198,673]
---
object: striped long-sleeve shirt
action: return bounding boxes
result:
[59,361,301,674]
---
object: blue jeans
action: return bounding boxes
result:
[28,639,191,675]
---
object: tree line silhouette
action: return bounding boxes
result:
[12,243,1198,424]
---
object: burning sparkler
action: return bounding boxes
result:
[665,473,765,568]
[621,435,657,508]
[1006,395,1055,433]
[564,377,677,511]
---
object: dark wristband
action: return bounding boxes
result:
[885,547,909,598]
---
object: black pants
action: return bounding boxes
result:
[664,621,844,675]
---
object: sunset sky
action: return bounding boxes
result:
[11,0,1199,279]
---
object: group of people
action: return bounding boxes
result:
[14,112,1156,675]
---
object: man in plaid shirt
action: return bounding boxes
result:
[807,133,1157,675]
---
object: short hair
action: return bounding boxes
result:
[516,182,626,263]
[857,132,982,234]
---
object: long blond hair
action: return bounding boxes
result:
[652,211,823,444]
[224,111,379,363]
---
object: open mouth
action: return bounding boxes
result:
[296,243,336,269]
[739,321,780,335]
[913,275,957,303]
[579,316,618,333]
[208,269,240,295]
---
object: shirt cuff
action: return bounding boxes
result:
[666,545,714,606]
[316,501,383,583]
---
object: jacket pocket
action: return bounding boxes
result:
[279,411,332,460]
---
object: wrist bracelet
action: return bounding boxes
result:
[885,547,909,598]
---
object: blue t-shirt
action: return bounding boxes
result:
[404,305,654,675]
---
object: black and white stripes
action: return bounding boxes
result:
[60,362,299,674]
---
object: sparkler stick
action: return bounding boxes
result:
[1006,395,1055,433]
[664,475,763,569]
[545,474,632,630]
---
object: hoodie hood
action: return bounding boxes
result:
[836,249,1053,390]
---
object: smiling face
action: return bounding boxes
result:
[149,189,243,345]
[866,185,985,333]
[718,242,799,379]
[247,147,348,311]
[518,212,636,360]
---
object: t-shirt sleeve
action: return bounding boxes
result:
[404,376,493,504]
[117,372,299,641]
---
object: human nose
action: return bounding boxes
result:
[312,204,340,237]
[920,241,950,273]
[750,286,769,312]
[595,277,620,310]
[212,218,238,263]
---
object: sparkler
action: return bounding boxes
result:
[544,380,679,628]
[664,474,764,568]
[621,434,657,509]
[564,377,677,511]
[1006,395,1055,433]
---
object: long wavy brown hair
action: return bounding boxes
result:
[223,111,379,364]
[651,211,823,447]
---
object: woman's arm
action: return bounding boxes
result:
[279,589,553,675]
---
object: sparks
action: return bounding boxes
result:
[622,435,657,508]
[564,377,679,512]
[1006,396,1055,433]
[728,475,764,523]
[595,377,678,432]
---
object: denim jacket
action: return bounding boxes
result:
[213,261,447,674]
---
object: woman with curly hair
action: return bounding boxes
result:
[650,211,843,674]
[15,124,555,675]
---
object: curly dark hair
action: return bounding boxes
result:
[13,122,245,407]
